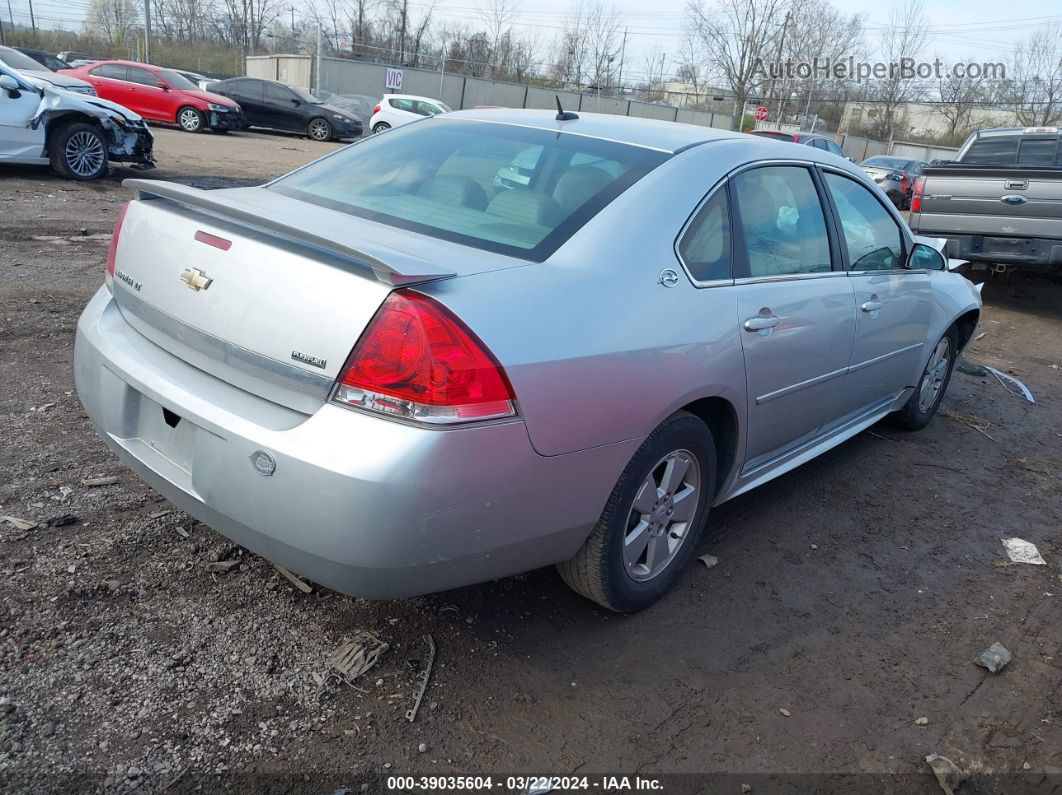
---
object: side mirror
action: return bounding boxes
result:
[0,73,21,97]
[291,98,301,106]
[155,81,170,91]
[908,243,946,271]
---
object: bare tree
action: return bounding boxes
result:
[861,0,929,140]
[478,0,517,77]
[1005,24,1062,126]
[86,0,139,44]
[548,0,622,92]
[933,56,990,142]
[641,45,667,101]
[684,0,787,126]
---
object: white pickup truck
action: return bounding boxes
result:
[908,126,1062,274]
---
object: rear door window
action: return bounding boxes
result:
[91,64,128,81]
[271,119,668,261]
[733,166,832,277]
[962,136,1019,165]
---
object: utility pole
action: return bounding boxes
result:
[0,15,5,46]
[617,26,628,92]
[143,0,152,64]
[398,0,407,64]
[773,10,790,121]
[315,24,323,95]
[27,0,36,34]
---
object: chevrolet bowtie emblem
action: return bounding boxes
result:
[179,267,213,291]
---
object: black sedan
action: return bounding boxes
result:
[204,78,362,141]
[858,156,927,210]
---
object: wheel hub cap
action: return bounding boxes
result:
[65,131,104,177]
[918,337,950,412]
[623,450,700,582]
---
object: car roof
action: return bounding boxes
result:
[435,108,743,154]
[92,59,161,70]
[383,93,445,102]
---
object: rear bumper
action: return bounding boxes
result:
[913,232,1062,270]
[74,288,636,598]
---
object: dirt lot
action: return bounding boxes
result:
[1,127,1061,794]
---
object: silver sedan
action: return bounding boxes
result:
[74,109,981,612]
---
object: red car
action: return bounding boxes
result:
[59,60,244,133]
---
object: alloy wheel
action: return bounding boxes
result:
[64,131,105,178]
[178,108,201,131]
[623,449,701,582]
[309,119,330,140]
[918,337,951,412]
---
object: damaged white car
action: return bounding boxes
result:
[0,63,154,180]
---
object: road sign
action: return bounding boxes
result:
[385,68,403,90]
[754,106,769,122]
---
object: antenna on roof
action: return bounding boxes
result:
[555,96,579,122]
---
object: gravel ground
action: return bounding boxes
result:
[1,127,1061,794]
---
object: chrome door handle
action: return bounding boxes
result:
[861,300,884,312]
[744,315,781,332]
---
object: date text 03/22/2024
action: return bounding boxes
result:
[386,775,664,792]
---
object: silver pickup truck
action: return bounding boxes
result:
[908,127,1062,273]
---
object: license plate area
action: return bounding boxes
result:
[138,396,196,474]
[986,237,1031,254]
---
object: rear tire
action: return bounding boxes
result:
[372,122,391,134]
[890,326,958,431]
[557,412,716,612]
[308,117,332,141]
[177,106,204,133]
[50,122,108,181]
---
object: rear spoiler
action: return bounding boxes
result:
[123,179,456,287]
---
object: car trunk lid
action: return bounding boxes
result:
[109,180,470,413]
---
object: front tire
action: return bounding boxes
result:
[308,117,332,141]
[177,106,204,133]
[50,122,108,181]
[557,412,716,612]
[890,326,958,430]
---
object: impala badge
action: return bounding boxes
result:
[179,267,213,291]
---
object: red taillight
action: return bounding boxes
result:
[332,290,516,424]
[911,176,926,213]
[104,201,131,292]
[792,133,800,143]
[373,103,381,115]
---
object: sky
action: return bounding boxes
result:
[8,0,1060,84]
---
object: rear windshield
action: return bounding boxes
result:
[963,135,1062,166]
[750,131,795,141]
[862,156,912,169]
[270,119,669,261]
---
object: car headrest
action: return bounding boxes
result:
[416,175,488,211]
[553,166,614,213]
[486,189,563,228]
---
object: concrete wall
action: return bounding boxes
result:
[890,141,960,163]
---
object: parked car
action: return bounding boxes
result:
[859,155,926,210]
[60,60,243,133]
[174,69,215,91]
[74,109,980,613]
[14,47,71,72]
[57,51,98,65]
[204,77,361,140]
[909,127,1062,273]
[749,129,845,158]
[0,63,154,179]
[369,93,451,133]
[0,45,96,96]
